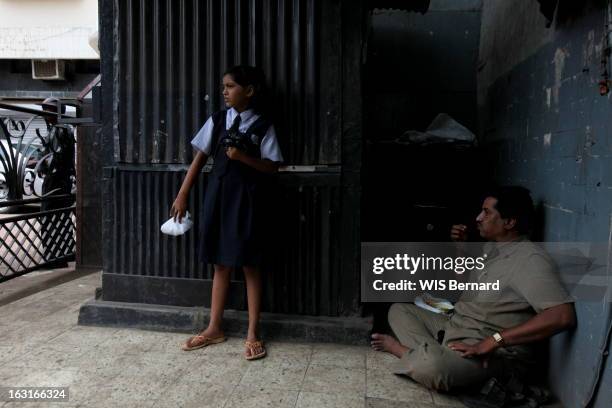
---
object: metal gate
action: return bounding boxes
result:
[0,103,76,282]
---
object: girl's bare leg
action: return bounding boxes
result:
[183,265,231,349]
[194,264,231,339]
[243,266,264,357]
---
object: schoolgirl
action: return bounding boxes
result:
[171,65,283,360]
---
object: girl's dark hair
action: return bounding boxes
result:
[485,186,534,234]
[224,65,269,113]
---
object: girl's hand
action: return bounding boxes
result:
[170,195,188,223]
[226,147,244,161]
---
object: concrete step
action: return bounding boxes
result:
[78,298,371,346]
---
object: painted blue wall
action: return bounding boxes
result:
[478,1,612,407]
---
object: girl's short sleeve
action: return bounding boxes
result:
[191,116,214,155]
[260,125,284,162]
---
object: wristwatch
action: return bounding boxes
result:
[492,332,504,344]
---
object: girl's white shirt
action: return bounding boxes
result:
[191,107,284,162]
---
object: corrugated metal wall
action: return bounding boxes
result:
[115,0,341,165]
[106,167,342,316]
[101,0,364,317]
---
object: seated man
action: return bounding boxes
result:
[371,186,576,391]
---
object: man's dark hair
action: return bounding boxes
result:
[41,97,66,114]
[485,186,534,234]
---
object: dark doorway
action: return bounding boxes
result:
[362,5,487,244]
[361,4,488,333]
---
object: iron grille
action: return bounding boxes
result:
[0,204,76,282]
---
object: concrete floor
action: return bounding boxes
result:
[0,270,470,408]
[0,273,463,408]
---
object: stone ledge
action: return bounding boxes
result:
[78,298,371,346]
[0,265,97,307]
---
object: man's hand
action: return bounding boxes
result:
[448,337,498,358]
[226,146,245,161]
[450,224,468,242]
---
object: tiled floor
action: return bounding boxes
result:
[0,271,468,407]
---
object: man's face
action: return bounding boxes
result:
[475,197,510,241]
[45,114,58,126]
[42,102,58,126]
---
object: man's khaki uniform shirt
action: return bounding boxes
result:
[443,238,573,360]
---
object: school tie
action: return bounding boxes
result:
[230,113,242,132]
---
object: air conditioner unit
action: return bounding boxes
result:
[31,60,66,80]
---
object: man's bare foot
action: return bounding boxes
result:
[370,333,409,358]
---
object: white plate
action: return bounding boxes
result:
[414,293,454,315]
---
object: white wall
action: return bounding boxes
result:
[0,0,99,59]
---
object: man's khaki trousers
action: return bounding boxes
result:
[388,303,511,391]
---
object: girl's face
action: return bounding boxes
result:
[222,74,254,112]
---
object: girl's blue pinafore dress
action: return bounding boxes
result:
[198,110,271,268]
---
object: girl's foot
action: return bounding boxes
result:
[182,327,226,351]
[244,334,266,360]
[370,333,409,358]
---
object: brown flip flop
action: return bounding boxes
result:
[181,334,226,351]
[245,340,267,360]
